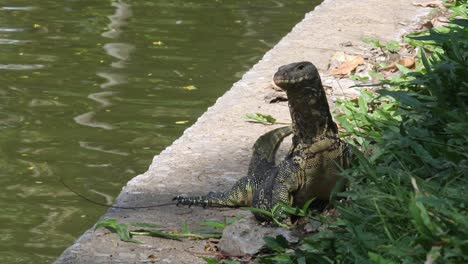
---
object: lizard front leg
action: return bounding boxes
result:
[252,158,301,222]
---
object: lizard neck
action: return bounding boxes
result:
[286,81,337,145]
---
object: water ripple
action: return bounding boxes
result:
[96,72,127,89]
[101,1,131,39]
[79,141,128,156]
[89,189,114,205]
[0,64,44,70]
[88,91,115,108]
[103,43,135,61]
[0,38,29,45]
[1,6,36,11]
[73,111,114,130]
[0,27,25,32]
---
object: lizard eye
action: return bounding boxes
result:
[297,65,305,70]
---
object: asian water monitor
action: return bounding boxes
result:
[174,61,350,221]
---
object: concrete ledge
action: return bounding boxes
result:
[56,1,430,263]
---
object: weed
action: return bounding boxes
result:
[260,9,467,264]
[95,218,224,243]
[246,113,279,125]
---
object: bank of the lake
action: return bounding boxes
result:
[56,0,431,263]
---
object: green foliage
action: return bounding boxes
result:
[203,257,220,264]
[95,218,142,243]
[261,14,468,264]
[362,38,400,53]
[242,204,288,228]
[384,41,400,53]
[349,74,370,82]
[95,218,222,243]
[199,216,244,229]
[203,257,241,264]
[246,113,278,124]
[242,198,316,228]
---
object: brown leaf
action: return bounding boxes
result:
[399,56,416,68]
[204,239,219,252]
[381,56,416,71]
[412,1,444,8]
[431,17,449,28]
[330,56,365,75]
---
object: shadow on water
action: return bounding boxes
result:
[0,0,320,262]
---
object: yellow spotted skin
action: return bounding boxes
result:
[173,126,293,208]
[174,61,350,222]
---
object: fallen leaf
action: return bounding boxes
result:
[182,85,197,91]
[330,56,365,75]
[245,113,277,124]
[204,239,219,252]
[431,17,449,28]
[330,51,348,63]
[175,120,189,124]
[399,56,416,68]
[412,1,444,8]
[421,20,434,29]
[380,62,397,71]
[381,56,416,71]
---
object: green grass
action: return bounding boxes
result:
[95,218,226,243]
[258,5,467,264]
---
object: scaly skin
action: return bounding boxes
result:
[173,125,293,207]
[174,61,350,222]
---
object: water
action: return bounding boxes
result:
[0,0,319,262]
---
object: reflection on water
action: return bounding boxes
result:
[74,0,134,130]
[0,64,44,69]
[0,38,30,44]
[101,0,132,39]
[0,0,318,262]
[0,27,25,32]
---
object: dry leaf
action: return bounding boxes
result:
[399,56,416,68]
[204,238,219,252]
[431,17,449,28]
[329,51,348,69]
[175,120,189,124]
[381,56,416,71]
[421,20,434,29]
[331,51,347,61]
[412,1,444,8]
[182,85,197,91]
[422,16,449,29]
[330,56,365,75]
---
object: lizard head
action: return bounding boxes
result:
[273,61,320,92]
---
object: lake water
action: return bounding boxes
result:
[0,0,319,262]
